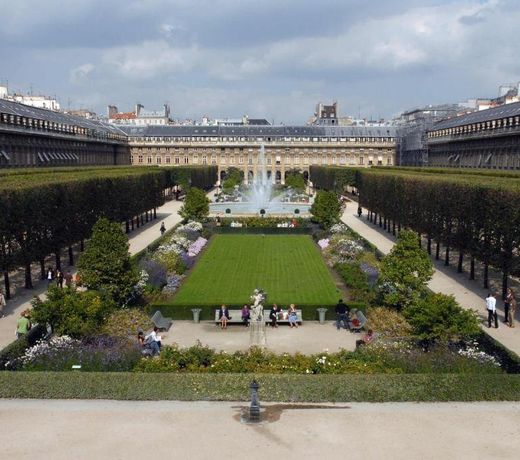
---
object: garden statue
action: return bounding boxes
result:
[250,288,266,322]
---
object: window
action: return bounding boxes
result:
[184,157,189,164]
[202,155,207,164]
[156,156,161,164]
[165,156,171,164]
[239,156,244,164]
[147,156,152,164]
[359,157,364,165]
[248,157,253,165]
[275,155,281,165]
[267,157,272,165]
[174,157,180,164]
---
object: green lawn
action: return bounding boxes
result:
[171,235,340,306]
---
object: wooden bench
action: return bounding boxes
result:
[214,309,303,325]
[151,310,173,331]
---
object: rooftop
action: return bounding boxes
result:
[432,101,520,130]
[120,124,396,138]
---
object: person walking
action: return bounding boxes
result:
[160,222,166,236]
[486,293,498,329]
[506,288,516,328]
[16,311,31,339]
[46,267,54,288]
[56,269,64,289]
[0,289,6,318]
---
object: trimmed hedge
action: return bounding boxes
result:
[0,372,519,401]
[147,302,366,321]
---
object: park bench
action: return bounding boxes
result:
[350,310,367,333]
[151,310,173,331]
[214,309,303,325]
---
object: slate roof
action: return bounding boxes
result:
[120,124,396,138]
[432,101,520,130]
[0,98,125,137]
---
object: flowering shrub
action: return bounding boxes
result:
[18,335,142,372]
[329,223,348,234]
[138,259,167,288]
[333,238,364,259]
[162,274,185,295]
[366,307,412,338]
[176,221,203,241]
[317,238,329,250]
[101,308,154,337]
[188,237,208,257]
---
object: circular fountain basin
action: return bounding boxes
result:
[210,202,311,216]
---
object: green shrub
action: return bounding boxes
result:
[404,293,481,342]
[366,307,413,337]
[31,287,115,338]
[1,372,519,401]
[180,187,210,221]
[101,309,154,337]
[310,190,341,229]
[0,337,29,370]
[334,262,370,301]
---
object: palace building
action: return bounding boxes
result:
[0,99,130,168]
[121,125,397,183]
[427,101,520,169]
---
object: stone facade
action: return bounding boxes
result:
[122,125,396,184]
[427,102,520,169]
[0,99,130,168]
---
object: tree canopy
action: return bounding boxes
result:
[310,190,341,229]
[180,187,210,222]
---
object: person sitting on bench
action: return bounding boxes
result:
[219,304,231,329]
[356,329,374,349]
[288,304,299,328]
[138,331,160,356]
[241,304,250,327]
[269,304,280,328]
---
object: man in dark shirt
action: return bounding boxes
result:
[335,299,350,331]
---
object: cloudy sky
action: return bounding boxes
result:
[0,0,518,123]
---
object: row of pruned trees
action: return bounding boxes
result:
[310,165,520,300]
[0,166,217,298]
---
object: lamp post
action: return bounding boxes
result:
[249,379,260,422]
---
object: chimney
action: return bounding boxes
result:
[107,105,117,118]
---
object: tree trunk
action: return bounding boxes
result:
[392,221,396,236]
[379,215,382,227]
[483,262,489,289]
[136,216,140,228]
[145,211,149,223]
[40,259,46,280]
[131,218,135,231]
[444,246,450,266]
[383,218,387,230]
[24,263,33,289]
[125,221,130,234]
[418,234,422,249]
[502,270,508,300]
[366,211,370,221]
[470,256,475,280]
[4,270,10,299]
[457,251,463,273]
[427,237,432,255]
[68,246,74,266]
[80,240,84,252]
[153,208,157,219]
[398,222,401,232]
[55,249,61,271]
[435,241,440,260]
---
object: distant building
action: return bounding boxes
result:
[108,104,171,125]
[199,115,270,126]
[395,104,462,166]
[427,101,520,169]
[65,109,98,120]
[0,98,129,168]
[0,85,60,111]
[314,102,339,125]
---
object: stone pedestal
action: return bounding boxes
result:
[249,320,267,348]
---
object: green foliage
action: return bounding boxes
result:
[218,216,309,228]
[1,372,520,401]
[179,187,210,221]
[404,293,481,342]
[310,166,359,192]
[31,287,115,338]
[334,262,370,301]
[366,307,413,337]
[379,230,433,309]
[170,235,340,306]
[0,337,29,370]
[221,167,243,191]
[285,171,306,190]
[78,218,139,305]
[100,308,154,337]
[310,190,341,229]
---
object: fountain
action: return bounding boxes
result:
[210,144,312,216]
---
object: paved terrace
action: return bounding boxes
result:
[342,200,520,357]
[0,400,519,460]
